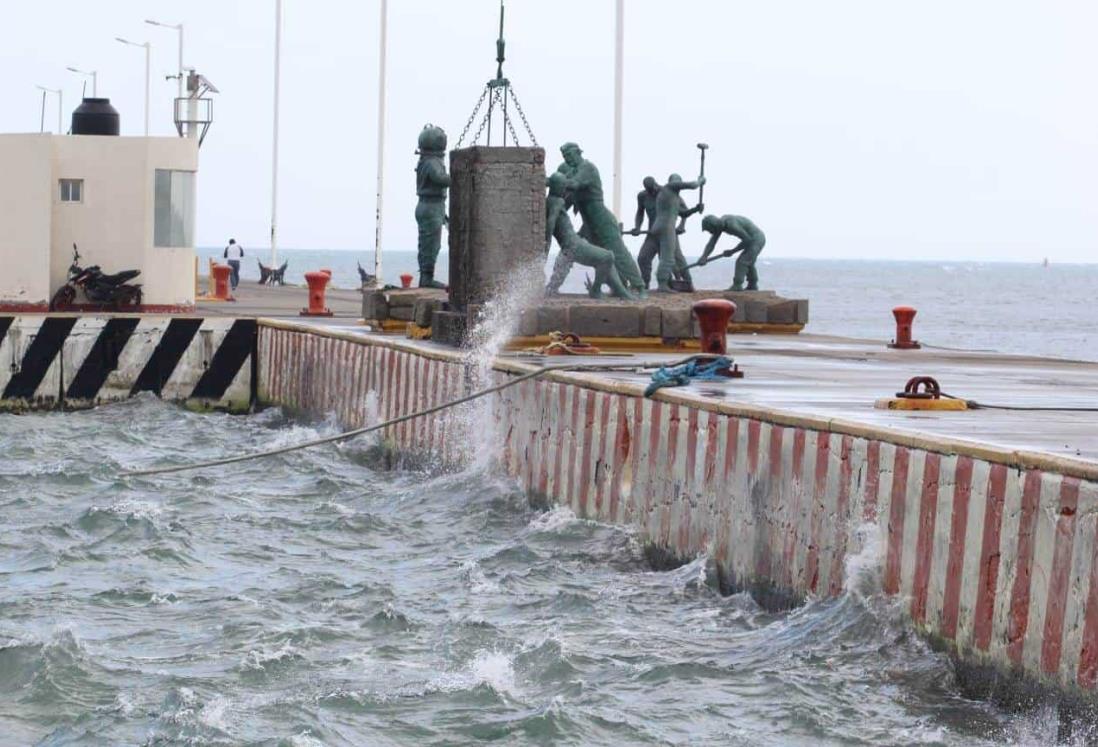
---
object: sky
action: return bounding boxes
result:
[2,0,1096,262]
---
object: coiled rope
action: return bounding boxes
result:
[121,359,699,478]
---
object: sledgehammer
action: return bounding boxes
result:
[696,142,709,208]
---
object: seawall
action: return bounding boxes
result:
[256,319,1098,708]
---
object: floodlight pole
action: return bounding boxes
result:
[270,0,283,268]
[36,85,62,134]
[116,38,151,135]
[612,0,624,220]
[373,0,388,287]
[67,67,98,97]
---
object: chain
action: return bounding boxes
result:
[508,85,538,147]
[456,82,538,148]
[455,87,490,149]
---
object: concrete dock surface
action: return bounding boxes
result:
[306,322,1098,466]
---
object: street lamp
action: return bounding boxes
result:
[66,67,98,97]
[144,19,184,100]
[116,37,151,136]
[35,85,62,134]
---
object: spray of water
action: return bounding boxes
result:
[450,258,547,472]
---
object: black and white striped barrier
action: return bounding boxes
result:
[0,316,256,411]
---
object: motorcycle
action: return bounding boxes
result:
[49,244,143,311]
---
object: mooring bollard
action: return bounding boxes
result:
[400,273,414,289]
[300,271,334,317]
[888,306,921,349]
[692,299,737,355]
[211,263,233,301]
[319,268,332,278]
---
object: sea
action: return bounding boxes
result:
[0,399,1082,745]
[201,248,1098,362]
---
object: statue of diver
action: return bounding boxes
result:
[545,173,633,300]
[630,176,703,291]
[547,142,647,298]
[696,214,766,291]
[414,124,450,289]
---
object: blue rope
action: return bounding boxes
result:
[644,356,734,397]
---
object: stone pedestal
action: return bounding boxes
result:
[448,146,546,311]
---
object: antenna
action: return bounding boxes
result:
[454,0,537,148]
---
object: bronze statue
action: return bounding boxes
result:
[630,176,702,290]
[649,174,704,292]
[697,214,766,291]
[555,143,647,298]
[415,124,450,289]
[545,173,633,299]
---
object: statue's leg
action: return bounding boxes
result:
[636,234,658,288]
[654,228,677,291]
[574,241,633,301]
[546,250,573,295]
[674,244,694,290]
[730,250,750,291]
[746,237,764,290]
[416,200,447,288]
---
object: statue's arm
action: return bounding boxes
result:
[428,161,451,188]
[632,195,646,233]
[545,201,564,252]
[697,232,721,264]
[564,162,596,191]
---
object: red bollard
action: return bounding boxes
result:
[692,299,737,355]
[888,306,921,349]
[211,263,233,301]
[400,273,414,289]
[300,271,334,317]
[319,268,332,278]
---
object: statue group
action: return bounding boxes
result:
[412,126,765,298]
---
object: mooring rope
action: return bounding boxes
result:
[121,359,698,478]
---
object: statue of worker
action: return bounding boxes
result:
[629,176,703,289]
[556,142,647,298]
[415,124,450,289]
[545,173,633,300]
[697,214,766,291]
[647,174,704,292]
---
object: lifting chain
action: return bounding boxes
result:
[455,87,490,149]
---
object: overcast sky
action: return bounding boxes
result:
[2,1,1096,262]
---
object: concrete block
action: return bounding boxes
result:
[389,305,415,322]
[448,146,547,310]
[361,290,389,321]
[662,308,692,339]
[517,308,537,337]
[413,298,443,328]
[386,290,419,308]
[569,305,643,337]
[430,310,467,347]
[535,306,570,335]
[743,300,770,324]
[642,305,662,337]
[794,299,810,324]
[731,302,747,323]
[767,300,798,325]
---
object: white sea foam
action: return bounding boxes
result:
[526,505,579,533]
[241,640,302,671]
[87,499,163,521]
[461,559,501,595]
[842,522,884,599]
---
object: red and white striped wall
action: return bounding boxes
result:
[257,322,1098,698]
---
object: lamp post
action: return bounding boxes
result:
[116,37,151,136]
[270,0,283,268]
[144,20,184,100]
[66,67,98,97]
[35,85,62,134]
[612,0,624,220]
[373,0,388,287]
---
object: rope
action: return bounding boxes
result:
[941,393,1098,413]
[121,360,696,478]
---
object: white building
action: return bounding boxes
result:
[0,132,199,312]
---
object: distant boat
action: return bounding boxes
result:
[1043,257,1050,268]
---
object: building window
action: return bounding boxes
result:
[59,179,83,203]
[154,170,196,248]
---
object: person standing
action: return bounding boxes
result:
[224,239,244,290]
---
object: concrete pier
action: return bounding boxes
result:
[256,318,1098,707]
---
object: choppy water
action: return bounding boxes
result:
[0,398,1084,745]
[201,248,1098,362]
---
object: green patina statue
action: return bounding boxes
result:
[697,214,766,291]
[415,124,451,289]
[630,175,703,291]
[545,173,633,300]
[553,142,647,298]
